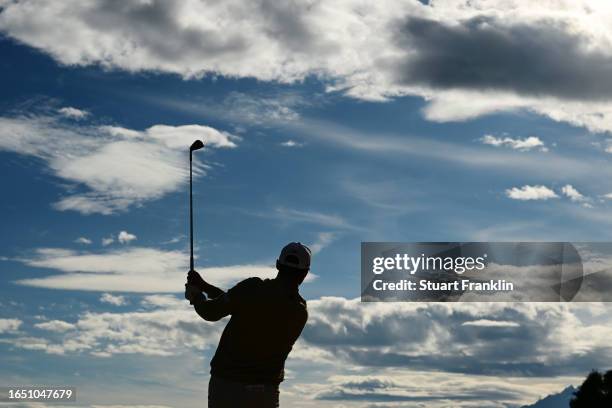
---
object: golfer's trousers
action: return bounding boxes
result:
[208,376,280,408]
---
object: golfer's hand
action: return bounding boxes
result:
[187,269,206,291]
[185,283,205,304]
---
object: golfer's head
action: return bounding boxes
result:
[276,242,311,285]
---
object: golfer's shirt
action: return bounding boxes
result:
[208,277,308,385]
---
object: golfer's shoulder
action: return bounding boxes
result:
[228,277,262,297]
[241,276,264,286]
[234,277,263,291]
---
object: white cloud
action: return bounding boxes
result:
[309,232,335,255]
[0,113,238,214]
[7,296,223,356]
[100,293,127,306]
[0,318,22,333]
[58,106,89,119]
[117,231,137,244]
[74,237,92,245]
[561,184,586,202]
[4,1,612,132]
[280,140,303,148]
[0,0,399,87]
[102,236,114,246]
[13,246,314,292]
[481,134,546,151]
[461,319,520,328]
[506,185,558,201]
[34,320,75,332]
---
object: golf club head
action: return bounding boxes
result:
[190,140,204,151]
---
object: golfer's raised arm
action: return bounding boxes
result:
[187,270,225,298]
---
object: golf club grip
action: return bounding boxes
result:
[185,283,194,305]
[186,268,195,305]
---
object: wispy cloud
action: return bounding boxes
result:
[161,236,184,245]
[149,90,612,202]
[11,246,315,292]
[274,207,360,231]
[0,111,238,214]
[309,232,335,255]
[282,117,610,183]
[220,92,303,124]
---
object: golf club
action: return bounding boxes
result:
[186,139,204,304]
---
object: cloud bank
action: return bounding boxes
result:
[5,296,609,378]
[4,1,612,131]
[0,296,608,406]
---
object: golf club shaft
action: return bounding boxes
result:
[187,140,204,305]
[188,151,194,305]
[190,151,194,272]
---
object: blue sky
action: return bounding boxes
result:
[2,1,612,407]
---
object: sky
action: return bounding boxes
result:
[1,0,612,407]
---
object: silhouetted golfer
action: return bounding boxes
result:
[184,242,311,408]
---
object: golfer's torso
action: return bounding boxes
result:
[210,278,308,384]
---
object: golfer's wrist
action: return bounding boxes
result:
[191,292,206,306]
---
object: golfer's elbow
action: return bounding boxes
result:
[201,312,225,322]
[194,301,229,322]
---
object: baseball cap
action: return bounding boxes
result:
[277,242,311,270]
